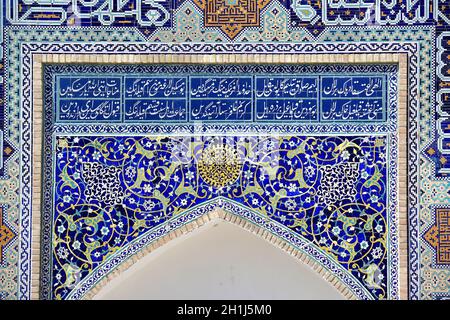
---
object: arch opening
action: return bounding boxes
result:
[93,217,346,300]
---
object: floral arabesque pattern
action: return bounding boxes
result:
[52,135,388,299]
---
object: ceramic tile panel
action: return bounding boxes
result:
[0,0,447,300]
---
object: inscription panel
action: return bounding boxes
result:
[55,72,388,124]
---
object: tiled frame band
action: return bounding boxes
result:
[30,53,409,300]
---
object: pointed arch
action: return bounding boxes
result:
[66,198,373,300]
[93,216,346,299]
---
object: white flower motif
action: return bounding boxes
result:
[375,224,383,233]
[63,194,72,203]
[101,226,109,236]
[143,200,156,211]
[72,240,81,250]
[185,171,194,180]
[360,241,369,249]
[341,150,350,161]
[370,194,379,203]
[57,247,69,259]
[285,199,296,211]
[57,225,66,234]
[125,166,136,178]
[288,183,297,192]
[304,165,315,178]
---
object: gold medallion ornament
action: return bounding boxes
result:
[198,144,243,188]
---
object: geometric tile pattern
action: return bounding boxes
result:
[0,0,449,300]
